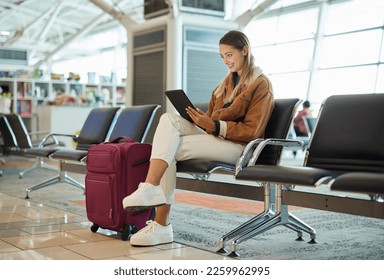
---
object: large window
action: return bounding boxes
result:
[245,7,318,103]
[52,26,127,84]
[245,0,384,114]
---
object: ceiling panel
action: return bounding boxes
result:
[0,0,144,67]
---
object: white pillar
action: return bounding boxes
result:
[125,30,134,106]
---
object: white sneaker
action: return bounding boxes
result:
[130,220,173,246]
[122,182,166,212]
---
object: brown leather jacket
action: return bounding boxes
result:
[207,70,274,145]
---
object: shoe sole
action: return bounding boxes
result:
[124,203,165,213]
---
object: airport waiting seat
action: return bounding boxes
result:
[234,93,384,256]
[175,98,303,256]
[0,113,62,178]
[0,114,17,153]
[0,156,4,176]
[177,98,302,179]
[331,172,384,200]
[0,114,19,177]
[287,115,317,157]
[107,104,161,143]
[303,116,317,136]
[25,105,161,198]
[25,107,120,198]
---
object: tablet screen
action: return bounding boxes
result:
[165,89,196,122]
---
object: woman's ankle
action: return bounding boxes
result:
[154,204,171,226]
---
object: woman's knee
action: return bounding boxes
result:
[158,113,187,132]
[159,112,182,124]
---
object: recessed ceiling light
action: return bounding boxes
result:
[0,31,11,36]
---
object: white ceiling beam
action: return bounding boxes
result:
[0,3,56,46]
[88,0,137,30]
[34,11,110,69]
[11,39,56,52]
[0,0,87,32]
[234,0,279,27]
[35,0,64,41]
[0,0,39,26]
[0,29,23,46]
[29,1,65,62]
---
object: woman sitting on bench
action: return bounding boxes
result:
[122,30,275,246]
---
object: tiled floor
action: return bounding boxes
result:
[0,190,237,260]
[0,150,305,260]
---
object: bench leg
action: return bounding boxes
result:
[227,184,317,257]
[217,183,275,253]
[19,157,58,178]
[25,161,85,199]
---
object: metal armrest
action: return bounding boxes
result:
[235,138,264,172]
[249,138,304,166]
[37,133,79,148]
[29,131,50,136]
[29,130,56,146]
[235,138,304,175]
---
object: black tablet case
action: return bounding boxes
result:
[165,89,196,122]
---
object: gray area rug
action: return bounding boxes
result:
[1,161,384,260]
[170,203,384,260]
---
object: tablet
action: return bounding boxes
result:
[165,89,196,122]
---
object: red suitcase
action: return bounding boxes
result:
[85,136,153,240]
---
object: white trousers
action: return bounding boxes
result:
[151,113,245,204]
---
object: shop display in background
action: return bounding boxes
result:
[87,72,96,84]
[68,72,80,81]
[51,73,65,81]
[0,71,13,78]
[17,99,33,116]
[0,86,12,113]
[50,88,76,106]
[0,70,126,110]
[33,69,43,79]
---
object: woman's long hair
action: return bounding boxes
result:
[213,30,258,102]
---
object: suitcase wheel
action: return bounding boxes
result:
[121,224,138,241]
[90,224,99,233]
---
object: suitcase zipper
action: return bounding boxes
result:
[132,158,149,167]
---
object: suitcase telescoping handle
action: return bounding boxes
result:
[110,136,134,143]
